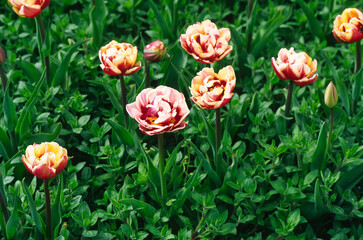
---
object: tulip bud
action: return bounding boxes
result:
[144,40,166,62]
[325,81,338,108]
[0,46,5,64]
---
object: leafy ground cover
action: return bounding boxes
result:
[0,0,363,239]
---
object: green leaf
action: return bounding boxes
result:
[89,0,108,48]
[51,174,63,240]
[3,86,17,132]
[336,162,363,192]
[18,60,41,84]
[188,140,221,186]
[352,68,363,102]
[164,139,185,174]
[147,0,174,39]
[304,169,318,185]
[6,208,18,239]
[314,179,325,216]
[0,127,11,160]
[51,39,89,87]
[287,209,300,231]
[104,119,133,146]
[310,122,328,172]
[22,181,46,235]
[25,123,62,145]
[295,0,325,40]
[119,199,157,219]
[15,70,46,143]
[196,107,216,157]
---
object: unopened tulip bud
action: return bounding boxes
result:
[325,82,338,108]
[144,40,166,62]
[0,46,5,64]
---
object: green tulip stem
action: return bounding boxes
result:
[0,65,7,93]
[119,75,128,128]
[44,179,51,240]
[215,108,221,170]
[285,80,294,117]
[356,40,361,74]
[145,60,150,88]
[158,134,167,206]
[35,15,51,86]
[323,108,334,171]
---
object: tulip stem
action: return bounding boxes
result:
[145,60,150,88]
[119,75,128,128]
[356,41,361,74]
[35,15,51,86]
[215,108,221,171]
[323,108,334,171]
[158,134,167,206]
[44,179,51,240]
[0,65,7,93]
[285,80,294,117]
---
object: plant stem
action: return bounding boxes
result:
[0,65,6,93]
[119,75,128,128]
[323,108,334,171]
[285,80,294,117]
[44,179,51,240]
[246,0,253,52]
[35,15,51,86]
[144,60,150,88]
[0,173,8,225]
[158,134,167,206]
[356,41,361,74]
[215,108,221,170]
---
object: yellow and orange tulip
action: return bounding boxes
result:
[333,8,363,44]
[8,0,50,18]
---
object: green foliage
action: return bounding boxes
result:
[0,0,362,239]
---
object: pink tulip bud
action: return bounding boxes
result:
[8,0,50,18]
[271,48,318,86]
[22,142,68,179]
[333,8,363,44]
[144,40,166,62]
[0,46,5,64]
[99,40,141,76]
[180,20,233,64]
[325,81,338,108]
[126,86,190,136]
[190,66,236,110]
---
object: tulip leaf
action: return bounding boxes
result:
[97,80,124,116]
[147,0,174,40]
[295,0,325,40]
[188,140,221,186]
[6,207,18,239]
[164,138,185,175]
[51,39,88,87]
[336,162,363,193]
[320,51,351,115]
[195,107,216,158]
[313,179,325,217]
[89,0,108,49]
[25,123,62,146]
[22,181,46,236]
[15,70,46,143]
[119,198,157,219]
[104,119,133,146]
[18,60,41,84]
[310,122,328,172]
[51,174,64,240]
[0,127,11,161]
[3,85,17,133]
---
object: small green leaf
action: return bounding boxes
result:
[119,199,157,219]
[310,122,328,172]
[164,139,185,174]
[26,123,62,145]
[6,208,18,239]
[104,119,133,146]
[287,209,300,231]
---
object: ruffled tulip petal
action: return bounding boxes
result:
[32,163,56,179]
[293,74,318,87]
[8,0,48,18]
[332,8,363,43]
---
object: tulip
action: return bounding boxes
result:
[144,40,166,62]
[126,86,190,136]
[99,40,141,76]
[190,66,236,110]
[0,47,5,64]
[8,0,50,18]
[332,8,363,44]
[271,47,318,87]
[324,81,338,108]
[180,20,233,64]
[22,142,68,179]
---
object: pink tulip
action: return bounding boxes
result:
[144,40,166,62]
[8,0,50,18]
[22,142,68,179]
[333,8,363,44]
[99,40,141,76]
[126,86,190,136]
[271,48,318,87]
[180,20,233,64]
[190,66,235,110]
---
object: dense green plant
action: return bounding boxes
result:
[0,0,362,239]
